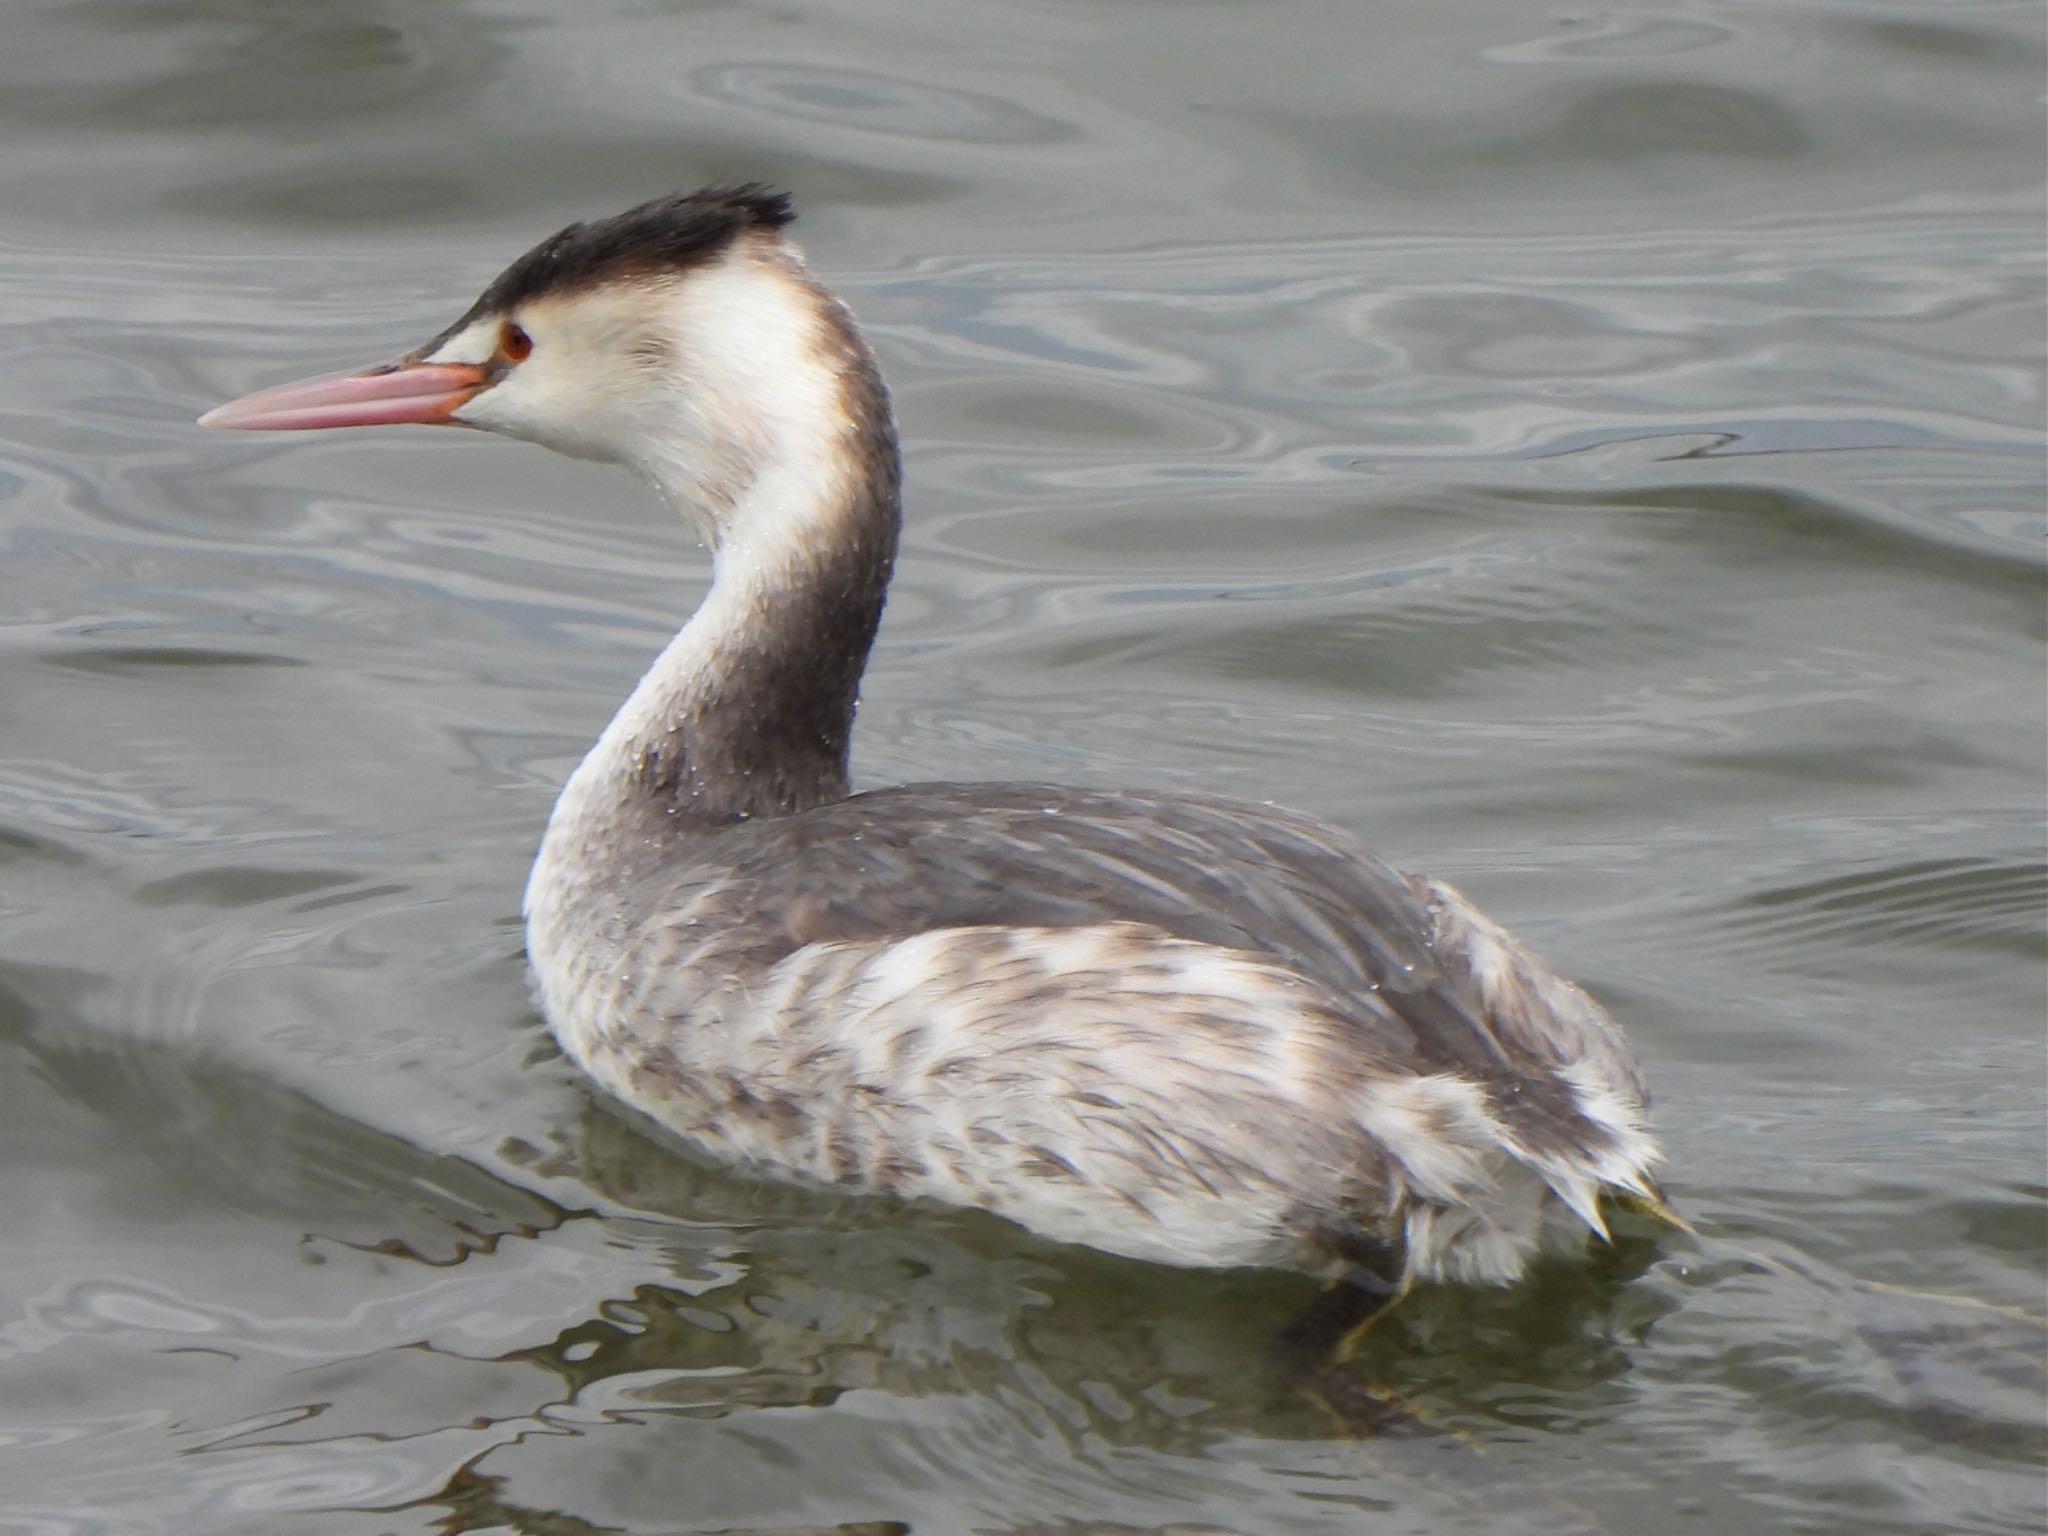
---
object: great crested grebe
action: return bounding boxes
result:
[203,187,1667,1332]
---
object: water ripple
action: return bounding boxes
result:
[689,63,1072,146]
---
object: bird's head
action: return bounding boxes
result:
[203,186,887,550]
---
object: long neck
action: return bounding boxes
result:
[617,486,896,822]
[562,275,900,834]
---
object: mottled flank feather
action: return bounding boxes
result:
[532,783,1663,1283]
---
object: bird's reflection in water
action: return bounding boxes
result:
[380,1095,1687,1535]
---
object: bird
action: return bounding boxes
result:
[202,186,1669,1347]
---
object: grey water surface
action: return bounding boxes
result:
[1,2,2043,1533]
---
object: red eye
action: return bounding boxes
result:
[501,322,533,362]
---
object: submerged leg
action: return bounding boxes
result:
[1274,1271,1444,1437]
[1271,1231,1413,1381]
[1269,1233,1461,1438]
[1273,1263,1412,1372]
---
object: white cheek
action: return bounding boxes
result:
[455,356,623,463]
[420,318,596,452]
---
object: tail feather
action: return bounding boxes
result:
[1543,1164,1613,1240]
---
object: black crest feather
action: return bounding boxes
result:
[443,185,798,335]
